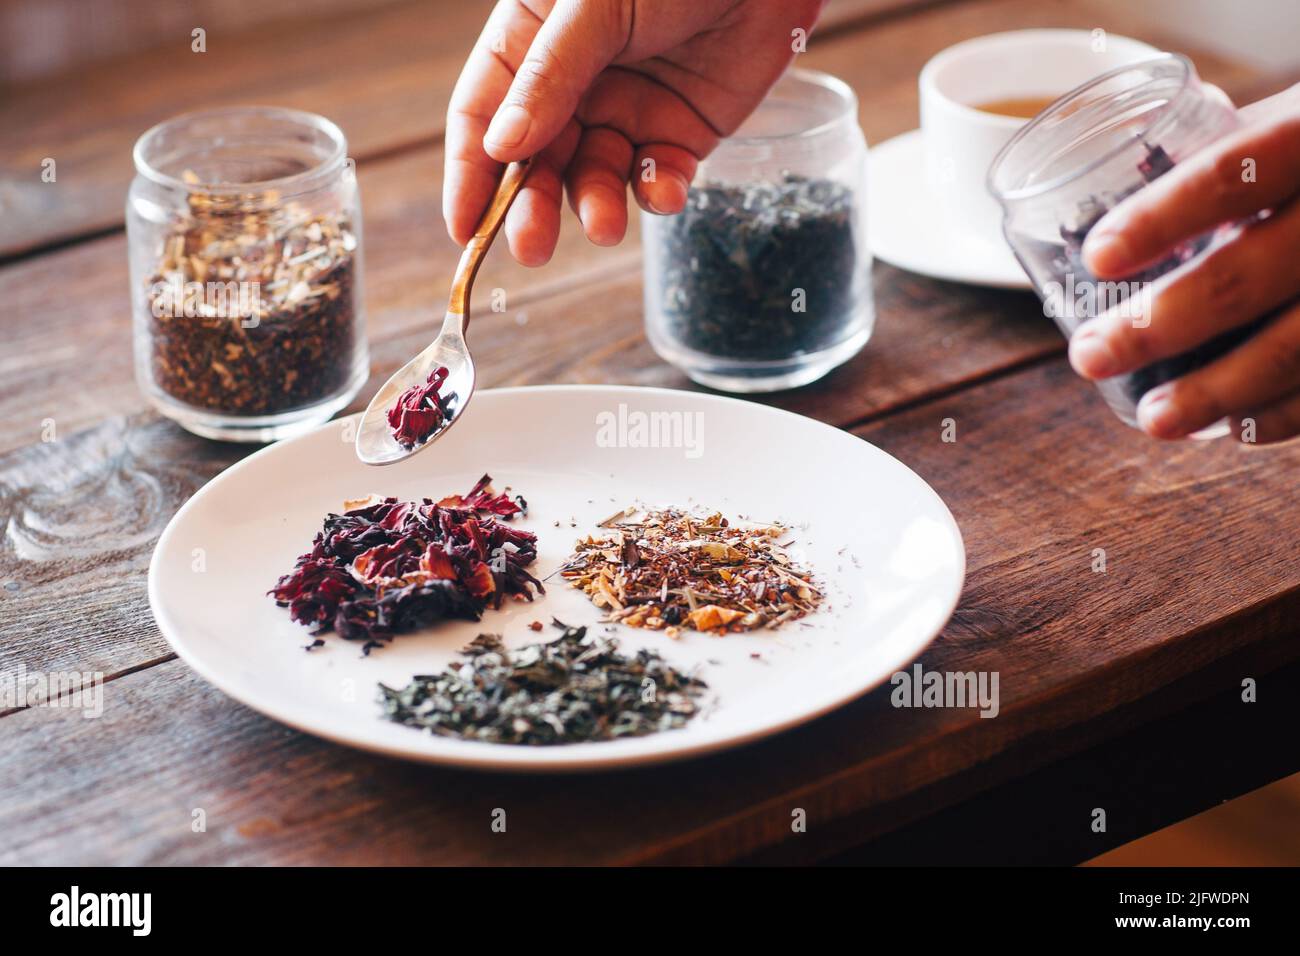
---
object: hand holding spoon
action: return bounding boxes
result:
[355,158,532,466]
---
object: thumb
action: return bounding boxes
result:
[483,0,625,161]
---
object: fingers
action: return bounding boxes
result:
[1070,200,1300,379]
[1134,300,1300,439]
[1083,116,1300,277]
[579,67,720,168]
[444,2,541,245]
[631,143,697,216]
[1239,81,1300,123]
[503,120,580,266]
[446,0,763,261]
[484,0,628,163]
[564,126,633,246]
[1235,387,1300,444]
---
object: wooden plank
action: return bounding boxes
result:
[0,0,1279,696]
[0,0,418,85]
[1086,765,1300,867]
[0,0,492,256]
[0,264,1060,682]
[3,358,1298,864]
[0,0,923,86]
[373,265,1064,425]
[4,0,1000,450]
[0,0,935,257]
[1,0,1295,865]
[0,0,1267,257]
[0,145,643,458]
[816,648,1300,865]
[0,11,1268,453]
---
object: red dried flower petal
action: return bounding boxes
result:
[437,473,522,518]
[269,558,359,630]
[461,561,496,600]
[272,475,542,646]
[387,366,450,447]
[352,537,425,584]
[420,542,457,581]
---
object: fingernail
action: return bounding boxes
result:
[1069,326,1119,379]
[1137,385,1181,437]
[485,105,531,150]
[1083,228,1134,275]
[645,169,689,215]
[577,194,617,246]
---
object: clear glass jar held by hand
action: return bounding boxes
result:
[989,55,1250,438]
[128,107,368,442]
[642,69,874,393]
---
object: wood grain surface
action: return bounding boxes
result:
[0,0,1270,451]
[3,360,1297,865]
[0,0,937,257]
[0,0,1264,258]
[1,0,1297,865]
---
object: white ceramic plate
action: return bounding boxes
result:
[869,129,1032,290]
[149,386,965,771]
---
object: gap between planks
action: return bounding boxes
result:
[0,653,177,719]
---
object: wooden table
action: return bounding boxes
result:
[1,0,1297,866]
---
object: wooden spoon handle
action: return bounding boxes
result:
[447,158,532,324]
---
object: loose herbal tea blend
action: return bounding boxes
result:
[989,57,1261,433]
[1050,142,1260,404]
[655,174,857,360]
[144,179,358,415]
[378,620,708,745]
[269,475,541,653]
[388,366,452,447]
[560,507,822,635]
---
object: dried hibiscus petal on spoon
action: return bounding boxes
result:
[269,474,543,652]
[387,365,451,447]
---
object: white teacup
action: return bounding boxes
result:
[919,29,1159,247]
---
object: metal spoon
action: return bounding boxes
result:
[355,158,532,465]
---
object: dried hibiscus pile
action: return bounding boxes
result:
[269,475,541,651]
[388,365,451,447]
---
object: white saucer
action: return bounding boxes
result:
[868,129,1032,289]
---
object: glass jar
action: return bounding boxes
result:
[128,106,368,442]
[988,54,1248,438]
[643,69,874,393]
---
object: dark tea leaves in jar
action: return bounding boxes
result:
[656,174,858,361]
[1052,141,1262,406]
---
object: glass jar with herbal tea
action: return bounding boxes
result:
[128,107,367,442]
[989,54,1254,439]
[642,68,874,393]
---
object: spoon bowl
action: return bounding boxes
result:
[354,158,531,466]
[354,314,474,465]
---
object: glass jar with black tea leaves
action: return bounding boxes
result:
[989,54,1251,438]
[128,106,368,442]
[642,69,874,392]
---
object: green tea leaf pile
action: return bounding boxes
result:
[378,620,708,745]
